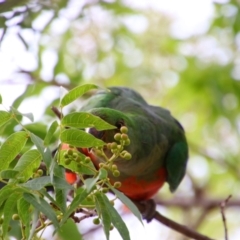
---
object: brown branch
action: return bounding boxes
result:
[220,195,232,240]
[51,106,62,119]
[155,197,240,209]
[134,201,216,240]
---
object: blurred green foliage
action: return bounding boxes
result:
[0,0,240,239]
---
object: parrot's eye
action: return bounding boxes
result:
[115,120,124,129]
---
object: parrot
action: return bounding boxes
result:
[73,86,188,202]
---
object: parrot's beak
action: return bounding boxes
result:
[89,128,105,140]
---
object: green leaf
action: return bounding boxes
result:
[24,122,48,140]
[0,131,28,171]
[99,168,108,179]
[2,192,22,237]
[0,169,19,179]
[0,185,17,206]
[61,112,116,130]
[110,187,143,225]
[10,106,34,122]
[30,133,52,169]
[20,176,51,190]
[84,177,99,193]
[0,94,2,104]
[101,194,130,240]
[13,149,41,181]
[44,120,59,146]
[57,219,83,240]
[0,110,12,127]
[20,176,73,191]
[53,176,73,190]
[60,129,105,148]
[29,208,39,240]
[61,187,89,225]
[17,198,31,239]
[95,192,111,240]
[55,189,67,213]
[60,84,99,107]
[40,189,64,213]
[23,192,59,229]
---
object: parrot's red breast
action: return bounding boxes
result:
[63,146,166,200]
[115,167,166,200]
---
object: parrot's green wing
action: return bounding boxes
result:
[165,141,188,192]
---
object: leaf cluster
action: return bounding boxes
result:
[0,84,141,240]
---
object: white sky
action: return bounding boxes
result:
[0,0,215,113]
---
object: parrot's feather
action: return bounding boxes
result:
[80,86,188,200]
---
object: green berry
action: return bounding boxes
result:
[95,149,102,156]
[73,152,78,158]
[12,214,20,221]
[112,164,118,171]
[93,218,100,225]
[124,153,132,160]
[76,156,81,162]
[67,149,73,155]
[120,126,128,133]
[124,139,130,146]
[110,142,118,149]
[121,133,128,141]
[110,225,114,230]
[102,187,108,193]
[117,145,122,150]
[33,173,40,178]
[111,149,118,154]
[107,143,112,149]
[99,163,104,168]
[114,133,121,141]
[113,170,120,177]
[37,169,43,176]
[84,157,91,163]
[103,164,109,170]
[114,182,121,188]
[63,152,69,158]
[64,159,71,165]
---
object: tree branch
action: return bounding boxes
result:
[134,201,216,240]
[155,197,240,209]
[220,195,232,240]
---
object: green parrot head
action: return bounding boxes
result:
[87,107,135,162]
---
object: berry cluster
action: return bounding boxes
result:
[32,168,43,179]
[96,126,132,179]
[63,148,90,167]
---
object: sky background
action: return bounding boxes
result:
[0,0,214,114]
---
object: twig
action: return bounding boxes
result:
[220,195,232,240]
[51,106,62,119]
[134,201,216,240]
[155,197,240,209]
